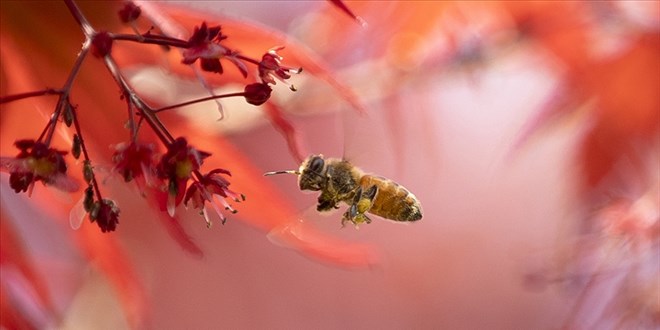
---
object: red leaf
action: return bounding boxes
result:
[0,215,57,328]
[263,102,306,163]
[327,0,366,26]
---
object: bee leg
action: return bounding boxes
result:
[316,192,337,212]
[356,185,377,214]
[342,204,358,227]
[342,207,372,226]
[343,186,378,226]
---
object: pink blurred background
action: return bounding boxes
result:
[1,1,658,329]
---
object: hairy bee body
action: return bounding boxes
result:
[266,155,422,226]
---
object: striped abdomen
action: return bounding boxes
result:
[359,175,422,222]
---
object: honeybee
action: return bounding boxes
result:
[265,154,423,226]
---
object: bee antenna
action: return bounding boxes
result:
[263,170,300,176]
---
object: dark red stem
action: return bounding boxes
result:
[235,54,261,66]
[101,55,174,145]
[0,89,63,104]
[70,97,104,200]
[154,92,247,113]
[63,0,94,37]
[41,41,91,146]
[111,33,190,48]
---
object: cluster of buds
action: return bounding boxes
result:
[0,1,302,232]
[181,22,301,104]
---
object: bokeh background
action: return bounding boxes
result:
[1,1,658,329]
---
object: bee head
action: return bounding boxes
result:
[263,154,327,192]
[298,155,327,191]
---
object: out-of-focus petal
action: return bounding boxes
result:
[1,288,35,330]
[0,215,57,328]
[74,222,149,329]
[151,200,204,258]
[267,221,378,267]
[263,103,305,163]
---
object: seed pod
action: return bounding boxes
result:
[72,134,81,159]
[89,201,101,221]
[63,102,74,127]
[83,160,94,184]
[83,185,95,212]
[168,178,178,197]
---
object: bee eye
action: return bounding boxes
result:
[309,157,324,173]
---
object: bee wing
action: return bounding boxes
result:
[266,218,378,266]
[341,106,371,163]
[340,104,392,169]
[266,204,342,249]
[69,193,87,230]
[49,174,81,193]
[0,157,28,172]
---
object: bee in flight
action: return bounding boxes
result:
[264,154,423,227]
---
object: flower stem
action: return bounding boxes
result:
[153,92,246,113]
[70,95,103,200]
[235,54,260,66]
[111,33,190,49]
[0,89,63,104]
[40,40,91,146]
[126,100,138,142]
[63,0,95,37]
[102,55,174,145]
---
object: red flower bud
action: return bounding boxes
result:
[244,83,272,106]
[91,31,113,58]
[118,2,141,23]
